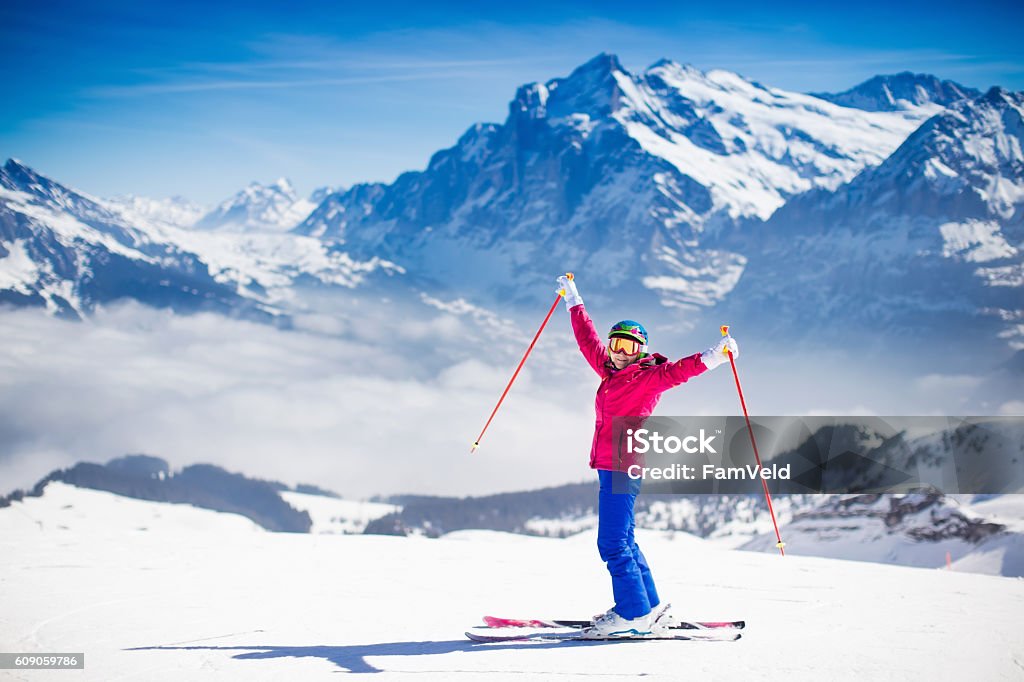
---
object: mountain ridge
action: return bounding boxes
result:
[294,53,940,315]
[0,158,401,318]
[722,86,1024,353]
[813,71,981,112]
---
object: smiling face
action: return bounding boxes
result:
[607,322,647,370]
[608,345,639,370]
[607,335,644,369]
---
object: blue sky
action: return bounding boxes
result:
[2,0,1022,204]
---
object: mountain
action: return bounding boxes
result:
[0,159,256,318]
[4,57,1009,350]
[813,72,981,113]
[196,178,317,232]
[742,492,1024,577]
[723,87,1024,355]
[0,159,401,318]
[374,486,1024,577]
[0,454,318,532]
[368,483,812,544]
[309,185,338,205]
[4,449,1021,576]
[295,54,937,313]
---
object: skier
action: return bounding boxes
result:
[556,274,739,638]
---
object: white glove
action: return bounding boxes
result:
[700,335,738,371]
[556,275,583,311]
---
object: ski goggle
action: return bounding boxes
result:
[608,336,643,356]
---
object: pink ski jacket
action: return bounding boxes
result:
[570,303,708,472]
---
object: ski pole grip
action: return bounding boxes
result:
[558,272,575,297]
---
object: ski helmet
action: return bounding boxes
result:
[608,320,648,345]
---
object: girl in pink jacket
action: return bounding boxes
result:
[556,274,738,638]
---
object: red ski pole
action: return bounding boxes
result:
[471,274,573,453]
[721,324,786,556]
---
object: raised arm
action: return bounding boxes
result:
[557,275,608,376]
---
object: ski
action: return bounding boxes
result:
[482,615,745,631]
[465,629,742,643]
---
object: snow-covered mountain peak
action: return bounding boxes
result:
[3,158,130,229]
[453,122,500,164]
[513,52,628,123]
[864,86,1024,217]
[5,157,206,232]
[813,72,981,113]
[294,56,973,315]
[238,177,296,202]
[645,57,698,75]
[4,157,31,179]
[644,60,752,95]
[0,161,403,318]
[565,51,626,84]
[611,60,937,221]
[195,178,315,233]
[728,86,1024,352]
[976,85,1022,112]
[309,185,338,204]
[4,157,78,205]
[270,177,294,194]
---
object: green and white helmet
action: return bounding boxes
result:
[608,320,648,350]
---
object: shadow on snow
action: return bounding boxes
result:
[127,638,639,674]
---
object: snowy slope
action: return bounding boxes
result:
[623,60,935,219]
[280,490,399,534]
[2,482,1022,681]
[1,481,265,534]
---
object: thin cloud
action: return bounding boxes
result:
[87,70,491,97]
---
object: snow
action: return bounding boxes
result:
[2,482,1022,680]
[939,220,1018,263]
[0,187,155,264]
[0,175,404,313]
[154,229,404,302]
[1,482,263,535]
[614,62,934,220]
[966,496,1024,532]
[951,533,1024,577]
[0,239,41,292]
[279,491,398,534]
[195,179,316,233]
[740,494,1024,578]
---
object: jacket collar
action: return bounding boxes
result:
[605,352,669,373]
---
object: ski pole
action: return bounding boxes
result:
[471,274,573,453]
[721,324,786,556]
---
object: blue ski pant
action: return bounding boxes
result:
[597,469,659,620]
